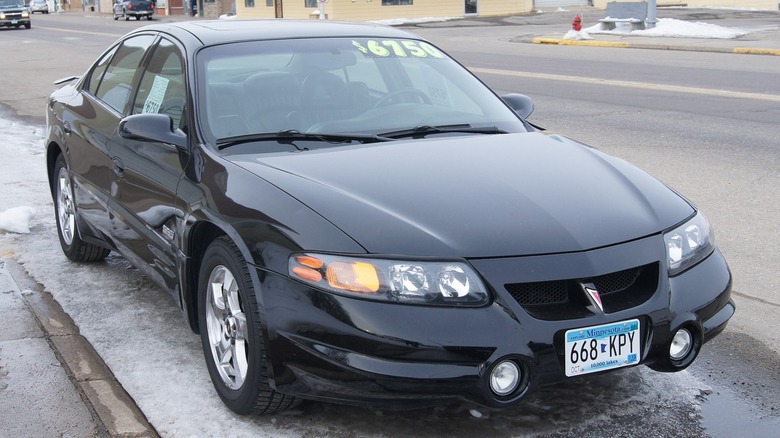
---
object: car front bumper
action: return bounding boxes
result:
[258,235,733,409]
[0,18,30,27]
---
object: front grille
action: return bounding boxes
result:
[505,263,659,321]
[508,280,568,306]
[593,266,642,295]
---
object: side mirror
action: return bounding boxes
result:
[501,93,535,119]
[119,113,188,150]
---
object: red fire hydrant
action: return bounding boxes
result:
[572,15,582,31]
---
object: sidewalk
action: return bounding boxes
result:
[527,7,780,55]
[0,258,158,437]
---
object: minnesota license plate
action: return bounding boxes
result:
[564,319,640,377]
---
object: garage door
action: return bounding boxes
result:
[535,0,588,8]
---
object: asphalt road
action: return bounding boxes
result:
[1,11,778,437]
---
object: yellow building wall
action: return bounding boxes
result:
[330,0,460,21]
[237,0,535,21]
[237,1,276,19]
[479,0,534,17]
[592,0,777,10]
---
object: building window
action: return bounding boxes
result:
[382,0,413,5]
[245,0,254,7]
[267,0,273,6]
[305,0,317,7]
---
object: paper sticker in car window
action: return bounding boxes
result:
[143,75,169,114]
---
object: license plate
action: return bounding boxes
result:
[11,20,18,24]
[564,319,640,377]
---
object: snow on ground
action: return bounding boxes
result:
[0,206,36,234]
[371,16,459,26]
[0,113,713,436]
[585,18,750,39]
[586,18,750,39]
[564,17,748,41]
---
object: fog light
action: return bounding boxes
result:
[670,328,693,361]
[489,360,521,396]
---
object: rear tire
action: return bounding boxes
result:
[198,236,298,415]
[52,155,110,262]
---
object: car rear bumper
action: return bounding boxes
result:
[258,239,733,409]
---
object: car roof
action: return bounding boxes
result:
[134,20,422,47]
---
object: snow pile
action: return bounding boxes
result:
[0,206,36,234]
[563,29,593,40]
[587,18,749,39]
[371,16,458,26]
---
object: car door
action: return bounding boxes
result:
[108,37,189,293]
[60,34,155,242]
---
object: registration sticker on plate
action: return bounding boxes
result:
[564,319,640,377]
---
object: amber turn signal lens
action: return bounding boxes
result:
[292,266,323,283]
[326,261,380,293]
[295,255,324,269]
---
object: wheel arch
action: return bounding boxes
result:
[46,141,64,197]
[181,215,277,343]
[182,220,225,334]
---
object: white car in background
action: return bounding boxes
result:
[28,0,48,13]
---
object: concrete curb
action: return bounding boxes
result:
[5,259,159,438]
[531,38,780,56]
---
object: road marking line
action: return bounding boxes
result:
[33,25,123,38]
[469,67,780,103]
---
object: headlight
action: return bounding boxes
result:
[664,212,715,276]
[289,253,489,306]
[22,11,30,17]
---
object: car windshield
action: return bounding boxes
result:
[0,0,25,7]
[196,37,528,146]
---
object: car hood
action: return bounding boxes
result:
[228,132,694,258]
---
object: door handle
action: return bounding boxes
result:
[111,157,124,176]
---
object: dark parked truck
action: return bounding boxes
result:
[113,0,154,21]
[0,0,31,29]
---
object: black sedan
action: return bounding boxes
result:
[45,20,734,415]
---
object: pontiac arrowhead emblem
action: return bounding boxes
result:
[582,282,604,313]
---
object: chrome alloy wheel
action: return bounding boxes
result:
[205,265,249,390]
[56,166,75,246]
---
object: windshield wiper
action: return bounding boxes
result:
[217,130,392,150]
[379,124,509,139]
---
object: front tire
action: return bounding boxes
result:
[198,236,297,415]
[52,155,110,262]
